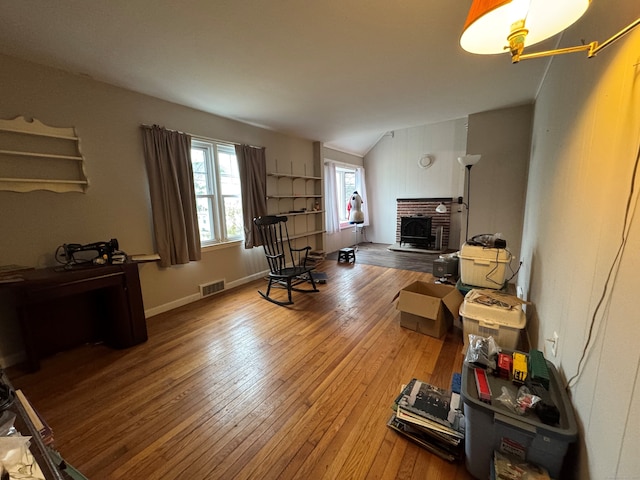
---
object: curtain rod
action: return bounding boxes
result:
[140,124,264,150]
[324,159,363,169]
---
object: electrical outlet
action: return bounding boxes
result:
[551,331,559,357]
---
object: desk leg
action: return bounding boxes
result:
[17,306,40,372]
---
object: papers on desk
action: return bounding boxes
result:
[130,253,161,262]
[0,265,32,283]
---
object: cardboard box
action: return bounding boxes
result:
[395,281,464,338]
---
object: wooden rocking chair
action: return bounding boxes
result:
[253,215,319,306]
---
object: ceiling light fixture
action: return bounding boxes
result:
[460,0,640,63]
[418,154,434,169]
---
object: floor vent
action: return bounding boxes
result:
[200,280,225,298]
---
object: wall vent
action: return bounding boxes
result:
[200,280,225,298]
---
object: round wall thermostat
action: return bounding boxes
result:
[418,154,434,169]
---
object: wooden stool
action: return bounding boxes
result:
[338,247,356,264]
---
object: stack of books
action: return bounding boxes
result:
[387,378,465,462]
[307,250,325,264]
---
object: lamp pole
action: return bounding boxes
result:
[458,154,480,243]
[465,164,472,242]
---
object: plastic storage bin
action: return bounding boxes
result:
[459,243,511,289]
[459,289,526,350]
[461,358,578,480]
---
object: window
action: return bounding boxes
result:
[191,139,243,245]
[336,166,357,226]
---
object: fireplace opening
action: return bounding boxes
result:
[395,198,451,251]
[400,216,433,248]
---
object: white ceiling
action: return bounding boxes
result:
[0,1,560,156]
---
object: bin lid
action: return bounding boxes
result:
[459,289,526,329]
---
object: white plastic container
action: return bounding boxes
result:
[458,243,511,289]
[459,289,526,350]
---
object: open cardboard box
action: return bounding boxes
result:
[395,281,464,338]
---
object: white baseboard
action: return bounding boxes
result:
[144,270,268,318]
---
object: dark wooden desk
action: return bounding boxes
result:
[2,262,147,372]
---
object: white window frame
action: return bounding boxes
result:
[191,138,243,247]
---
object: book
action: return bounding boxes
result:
[394,378,465,439]
[387,377,467,465]
[387,414,461,463]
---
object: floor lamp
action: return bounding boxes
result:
[458,154,481,242]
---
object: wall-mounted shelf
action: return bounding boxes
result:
[0,116,89,193]
[277,210,324,217]
[289,230,325,241]
[267,194,322,199]
[267,172,321,181]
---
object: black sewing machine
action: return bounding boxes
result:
[56,238,124,267]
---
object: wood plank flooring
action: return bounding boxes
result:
[8,259,475,480]
[326,243,443,274]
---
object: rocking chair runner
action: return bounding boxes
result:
[253,215,319,305]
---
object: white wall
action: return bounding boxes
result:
[364,119,469,246]
[519,2,640,477]
[466,104,533,276]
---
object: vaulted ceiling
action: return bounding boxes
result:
[0,1,563,155]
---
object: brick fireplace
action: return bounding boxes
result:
[396,198,452,250]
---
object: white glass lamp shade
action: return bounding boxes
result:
[435,202,447,214]
[460,0,591,55]
[458,154,482,168]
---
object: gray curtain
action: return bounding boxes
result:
[142,125,201,267]
[235,144,267,248]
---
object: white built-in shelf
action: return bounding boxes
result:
[277,210,324,217]
[267,194,322,199]
[0,116,89,193]
[289,230,325,241]
[267,172,322,180]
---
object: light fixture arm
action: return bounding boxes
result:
[511,17,640,63]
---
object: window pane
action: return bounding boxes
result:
[196,196,215,242]
[218,147,241,196]
[336,167,357,223]
[223,196,243,239]
[191,147,210,195]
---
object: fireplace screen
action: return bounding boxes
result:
[400,216,433,248]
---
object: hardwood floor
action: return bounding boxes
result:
[8,260,475,480]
